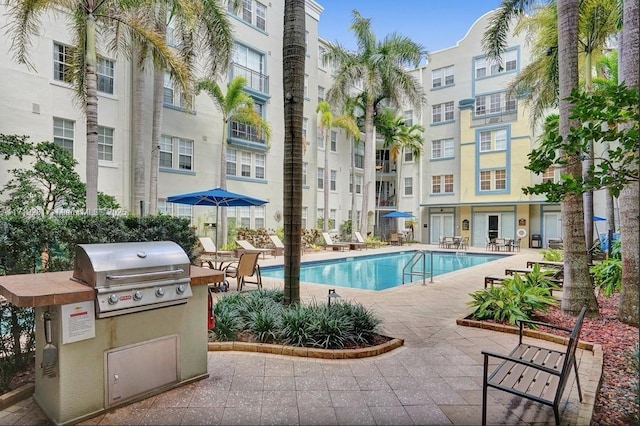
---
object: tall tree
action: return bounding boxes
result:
[323,10,426,236]
[282,0,305,305]
[316,101,360,232]
[617,0,639,326]
[484,0,599,316]
[197,76,272,247]
[6,0,189,213]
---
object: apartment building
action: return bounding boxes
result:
[0,3,605,247]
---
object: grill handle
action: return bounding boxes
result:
[106,269,185,281]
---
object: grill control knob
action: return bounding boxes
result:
[108,294,119,305]
[176,284,186,294]
[133,291,143,301]
[155,288,165,297]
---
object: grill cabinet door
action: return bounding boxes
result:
[105,335,179,407]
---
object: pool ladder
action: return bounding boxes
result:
[402,250,433,285]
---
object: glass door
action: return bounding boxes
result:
[488,214,500,240]
[430,214,454,244]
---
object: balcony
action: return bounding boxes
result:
[230,63,269,95]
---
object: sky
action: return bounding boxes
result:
[317,1,500,53]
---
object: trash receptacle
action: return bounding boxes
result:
[531,234,542,248]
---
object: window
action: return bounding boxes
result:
[318,45,326,70]
[160,135,193,170]
[230,0,266,30]
[176,204,193,222]
[404,151,413,162]
[354,144,364,168]
[318,86,325,102]
[475,50,517,79]
[157,199,171,215]
[432,138,454,159]
[432,102,454,123]
[304,74,309,98]
[163,72,191,108]
[330,131,337,152]
[302,162,308,186]
[53,118,74,154]
[317,208,324,227]
[432,174,454,194]
[479,169,507,191]
[226,149,265,179]
[404,177,413,196]
[349,174,353,193]
[403,110,413,126]
[317,125,324,149]
[97,57,114,94]
[97,126,114,161]
[239,206,251,228]
[330,170,337,191]
[255,154,265,179]
[231,43,267,93]
[226,148,237,176]
[475,92,516,116]
[355,175,362,194]
[241,151,251,177]
[479,129,507,152]
[542,167,555,183]
[302,207,307,229]
[317,168,324,190]
[330,209,336,230]
[302,118,308,139]
[230,101,267,144]
[432,65,454,88]
[254,206,265,228]
[53,43,72,83]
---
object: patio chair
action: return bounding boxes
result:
[389,232,402,246]
[197,237,234,266]
[268,235,285,256]
[355,231,380,249]
[222,251,262,291]
[236,240,275,259]
[485,237,496,251]
[322,232,349,251]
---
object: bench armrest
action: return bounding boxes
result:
[518,319,572,333]
[482,350,561,377]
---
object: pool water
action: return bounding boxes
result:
[260,251,503,291]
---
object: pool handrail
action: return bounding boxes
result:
[402,250,433,285]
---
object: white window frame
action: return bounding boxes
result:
[255,1,266,31]
[302,207,308,229]
[160,135,193,170]
[330,131,337,152]
[241,151,252,177]
[479,131,492,152]
[318,86,325,102]
[53,117,74,155]
[302,162,308,186]
[354,144,364,168]
[542,167,556,183]
[404,177,413,196]
[304,74,309,98]
[254,206,265,228]
[432,138,454,159]
[355,175,362,194]
[226,148,237,176]
[97,57,114,94]
[444,101,454,121]
[432,175,442,194]
[317,167,324,190]
[53,43,72,83]
[97,126,114,161]
[495,129,507,150]
[432,65,454,88]
[432,104,442,123]
[317,125,324,149]
[329,209,336,230]
[330,169,337,191]
[255,153,265,179]
[479,169,507,191]
[239,206,251,228]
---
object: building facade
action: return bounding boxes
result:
[0,3,607,247]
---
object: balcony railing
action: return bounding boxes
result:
[230,62,269,95]
[229,121,266,145]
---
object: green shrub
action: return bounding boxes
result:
[541,248,563,261]
[521,263,562,292]
[211,290,381,349]
[590,258,622,297]
[468,274,558,325]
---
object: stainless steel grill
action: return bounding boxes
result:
[72,241,192,318]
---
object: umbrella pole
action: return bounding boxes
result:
[215,205,219,256]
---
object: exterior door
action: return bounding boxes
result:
[543,213,563,247]
[487,214,500,240]
[430,214,454,243]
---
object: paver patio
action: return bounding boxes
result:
[0,245,601,425]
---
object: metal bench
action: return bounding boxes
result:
[481,306,586,425]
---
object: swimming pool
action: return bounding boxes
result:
[260,251,503,291]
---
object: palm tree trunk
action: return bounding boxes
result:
[85,14,99,213]
[132,47,146,216]
[282,0,305,305]
[557,0,599,317]
[360,100,375,235]
[149,67,164,215]
[617,0,639,326]
[219,121,228,248]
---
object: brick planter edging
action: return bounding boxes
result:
[0,383,35,410]
[208,336,404,359]
[456,315,594,351]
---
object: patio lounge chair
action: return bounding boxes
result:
[236,240,275,259]
[222,251,262,291]
[355,231,380,249]
[198,237,234,266]
[322,232,349,251]
[268,235,285,256]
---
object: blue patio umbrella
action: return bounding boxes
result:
[382,211,414,218]
[167,187,268,252]
[592,215,606,240]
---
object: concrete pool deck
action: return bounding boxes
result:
[0,244,602,425]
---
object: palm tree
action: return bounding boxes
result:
[5,0,189,213]
[316,101,360,233]
[282,0,306,305]
[484,0,599,316]
[617,0,639,326]
[197,75,272,247]
[323,10,426,236]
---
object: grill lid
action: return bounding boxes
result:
[73,241,190,288]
